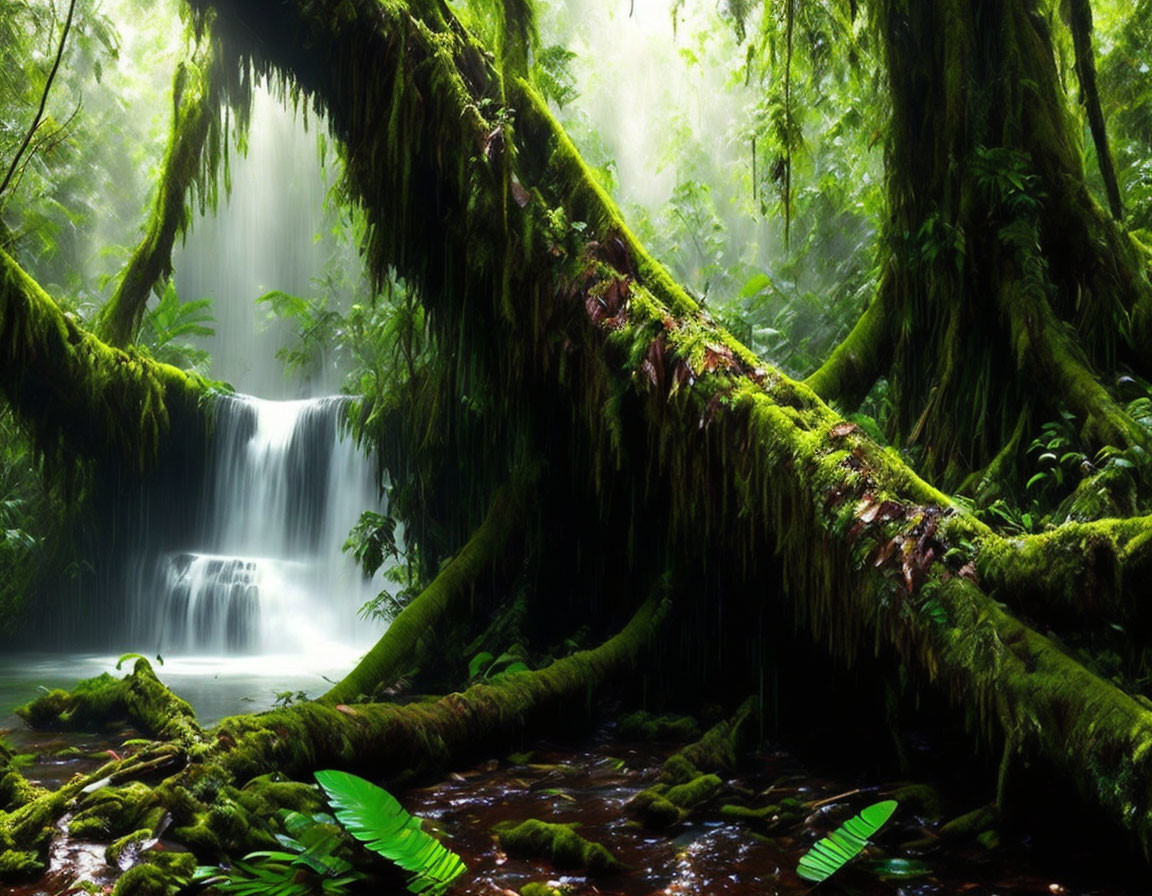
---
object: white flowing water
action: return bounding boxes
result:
[126,393,382,657]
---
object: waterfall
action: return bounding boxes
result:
[126,394,381,655]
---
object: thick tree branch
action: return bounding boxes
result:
[0,249,209,470]
[976,516,1152,630]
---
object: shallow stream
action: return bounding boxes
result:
[0,654,1144,895]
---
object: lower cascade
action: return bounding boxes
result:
[127,394,381,654]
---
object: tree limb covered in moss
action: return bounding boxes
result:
[976,516,1152,630]
[218,591,668,782]
[96,39,223,347]
[802,289,890,409]
[0,249,209,470]
[320,475,532,705]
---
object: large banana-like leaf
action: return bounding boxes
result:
[797,799,897,883]
[315,769,467,894]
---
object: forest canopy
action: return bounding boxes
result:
[5,0,1152,893]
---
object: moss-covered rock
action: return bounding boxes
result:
[719,796,806,827]
[0,848,43,878]
[892,783,943,821]
[626,786,683,827]
[0,738,41,812]
[520,883,565,896]
[69,781,158,839]
[664,773,721,809]
[107,828,153,867]
[111,864,173,896]
[616,710,699,742]
[234,774,326,818]
[663,698,757,780]
[628,771,723,828]
[16,660,200,744]
[496,818,623,875]
[939,804,999,839]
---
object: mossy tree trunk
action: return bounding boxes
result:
[808,0,1152,492]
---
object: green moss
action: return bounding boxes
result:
[0,848,43,878]
[659,754,698,786]
[664,773,722,810]
[234,775,325,818]
[106,828,152,866]
[15,688,74,728]
[975,518,1150,627]
[16,660,200,744]
[616,710,699,742]
[939,804,998,839]
[111,864,174,896]
[520,884,564,896]
[496,818,623,875]
[626,786,682,828]
[719,803,779,822]
[69,782,157,840]
[0,739,41,811]
[892,784,943,821]
[0,250,211,474]
[671,698,757,777]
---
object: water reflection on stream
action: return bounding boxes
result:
[0,656,1145,895]
[402,736,1142,896]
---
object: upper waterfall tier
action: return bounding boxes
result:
[126,394,382,654]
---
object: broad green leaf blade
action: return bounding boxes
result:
[316,770,467,893]
[797,800,897,883]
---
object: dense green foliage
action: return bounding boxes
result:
[194,772,464,895]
